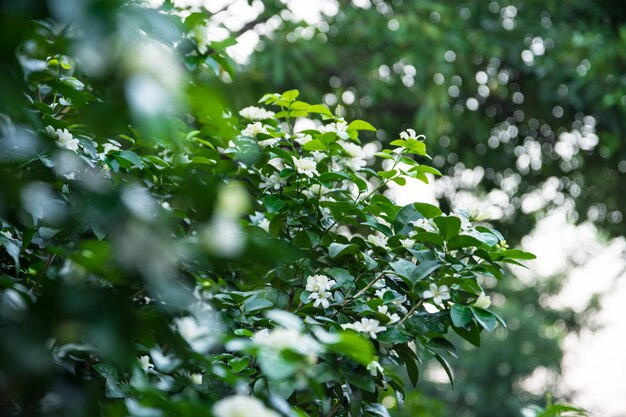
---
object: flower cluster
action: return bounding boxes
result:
[305,274,336,309]
[46,125,80,151]
[342,318,387,339]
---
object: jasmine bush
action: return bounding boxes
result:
[0,2,585,417]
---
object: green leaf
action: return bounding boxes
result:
[61,76,84,91]
[389,259,418,285]
[393,202,442,235]
[347,120,376,131]
[324,331,373,366]
[405,139,427,156]
[307,104,333,117]
[264,195,286,214]
[243,298,274,313]
[414,203,442,218]
[190,156,216,166]
[378,170,397,179]
[117,150,144,169]
[302,139,327,151]
[410,164,442,176]
[229,356,250,373]
[290,100,310,110]
[450,304,472,328]
[362,221,393,237]
[433,216,461,241]
[427,337,457,358]
[329,242,360,259]
[471,307,498,331]
[432,353,454,385]
[258,351,297,380]
[281,89,299,101]
[452,321,481,347]
[389,259,440,286]
[474,227,501,247]
[345,369,376,393]
[0,235,21,271]
[327,268,355,286]
[395,345,419,386]
[498,249,537,260]
[447,235,485,250]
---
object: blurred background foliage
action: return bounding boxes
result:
[0,0,621,416]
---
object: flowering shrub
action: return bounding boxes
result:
[0,3,554,417]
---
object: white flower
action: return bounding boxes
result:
[341,318,386,339]
[318,120,349,139]
[310,150,327,162]
[249,211,270,232]
[190,24,211,54]
[473,292,492,309]
[258,218,270,232]
[339,140,363,157]
[400,238,415,249]
[332,142,368,172]
[102,142,120,154]
[190,373,203,385]
[344,155,367,171]
[259,172,286,190]
[411,218,438,233]
[258,138,280,148]
[294,133,313,145]
[305,275,336,309]
[392,294,408,313]
[303,184,328,199]
[174,316,216,353]
[252,328,321,358]
[399,128,425,140]
[259,172,285,190]
[377,305,401,324]
[367,232,388,249]
[367,360,384,376]
[293,157,319,178]
[249,211,266,225]
[375,288,389,298]
[213,395,280,417]
[423,283,451,305]
[189,23,229,54]
[138,355,154,372]
[241,122,269,137]
[309,290,333,309]
[306,274,336,292]
[53,128,80,151]
[239,106,275,120]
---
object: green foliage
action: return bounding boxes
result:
[242,0,626,242]
[0,2,589,417]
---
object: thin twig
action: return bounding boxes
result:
[398,300,423,326]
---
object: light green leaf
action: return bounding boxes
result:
[281,89,299,101]
[347,120,376,131]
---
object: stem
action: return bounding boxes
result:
[52,64,60,109]
[329,273,385,319]
[353,150,407,206]
[351,273,385,300]
[36,251,57,290]
[398,300,423,326]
